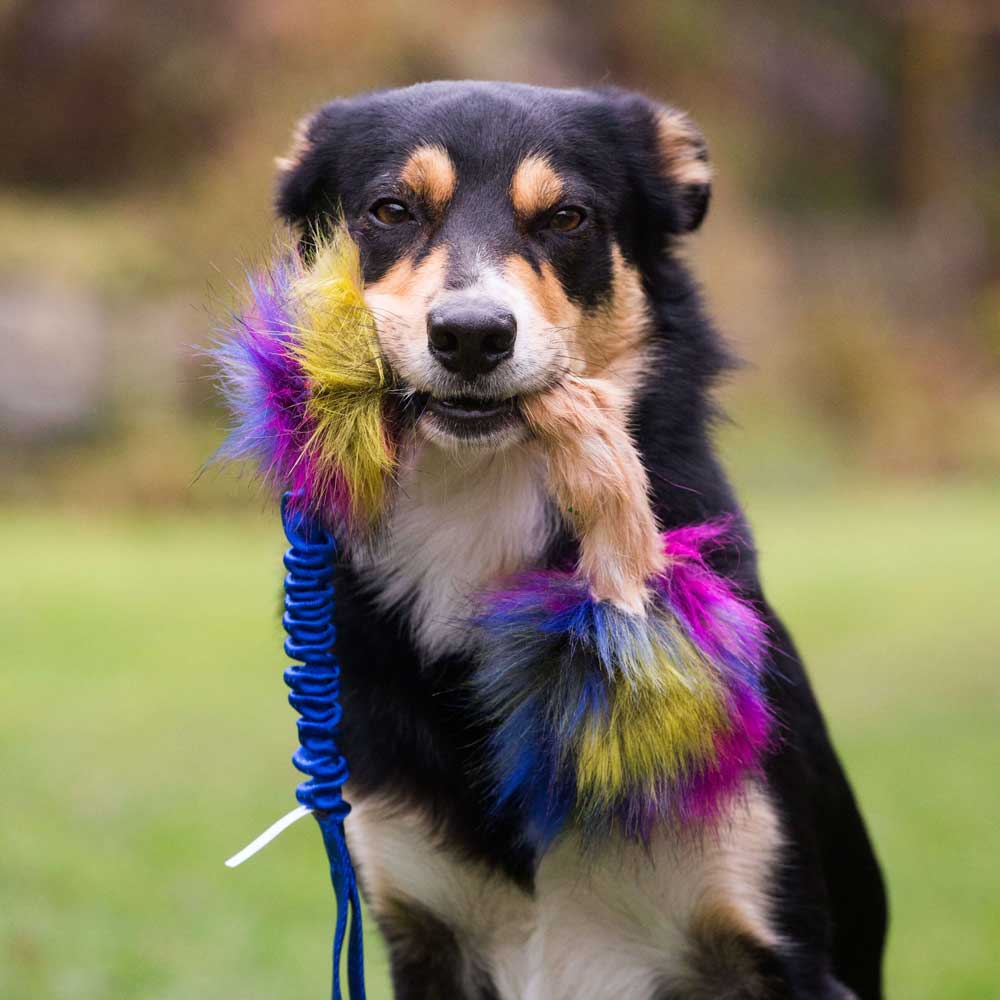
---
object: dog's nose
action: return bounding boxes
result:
[427,301,516,380]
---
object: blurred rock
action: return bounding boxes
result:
[0,278,107,440]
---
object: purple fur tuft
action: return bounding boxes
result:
[211,255,354,526]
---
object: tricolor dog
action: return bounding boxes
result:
[273,81,887,1000]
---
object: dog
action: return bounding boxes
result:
[274,81,888,999]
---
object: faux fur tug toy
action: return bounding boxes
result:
[214,225,395,531]
[472,379,771,843]
[472,520,770,844]
[213,228,771,851]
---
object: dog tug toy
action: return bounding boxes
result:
[211,224,772,993]
[217,226,395,1000]
[470,375,773,845]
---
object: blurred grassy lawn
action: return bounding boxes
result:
[3,480,999,999]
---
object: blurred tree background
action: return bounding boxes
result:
[1,0,997,501]
[3,3,999,999]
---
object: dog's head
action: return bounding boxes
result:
[276,82,711,450]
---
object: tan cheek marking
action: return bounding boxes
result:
[655,108,712,188]
[365,256,415,299]
[510,154,564,222]
[504,253,589,393]
[400,145,457,214]
[364,246,449,366]
[576,246,651,384]
[365,244,449,300]
[524,375,665,611]
[504,254,581,328]
[508,246,650,386]
[410,246,449,300]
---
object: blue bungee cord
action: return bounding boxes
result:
[225,493,365,1000]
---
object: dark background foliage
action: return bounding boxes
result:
[2,3,997,998]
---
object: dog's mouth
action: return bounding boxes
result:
[415,392,525,443]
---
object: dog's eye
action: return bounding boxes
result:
[547,206,586,233]
[370,200,412,226]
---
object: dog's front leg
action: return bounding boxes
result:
[380,900,497,1000]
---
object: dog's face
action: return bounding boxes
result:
[277,82,711,450]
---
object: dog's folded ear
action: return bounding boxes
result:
[648,103,712,233]
[274,100,352,234]
[601,89,712,236]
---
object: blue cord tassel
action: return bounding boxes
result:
[281,493,366,1000]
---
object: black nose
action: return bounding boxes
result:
[427,301,517,380]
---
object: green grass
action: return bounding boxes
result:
[3,480,998,998]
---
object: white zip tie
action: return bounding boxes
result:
[224,804,313,868]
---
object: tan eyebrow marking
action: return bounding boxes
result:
[510,154,565,221]
[655,108,712,187]
[399,144,457,213]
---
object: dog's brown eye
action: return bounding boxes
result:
[548,207,585,232]
[371,200,412,226]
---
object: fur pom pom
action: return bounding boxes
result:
[212,226,394,529]
[472,522,771,844]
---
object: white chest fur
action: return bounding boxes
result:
[356,439,556,659]
[348,786,783,1000]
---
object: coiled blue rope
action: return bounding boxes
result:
[281,492,366,1000]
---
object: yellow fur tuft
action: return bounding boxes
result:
[574,629,727,807]
[288,225,394,525]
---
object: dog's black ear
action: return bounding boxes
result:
[607,91,712,236]
[274,101,350,231]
